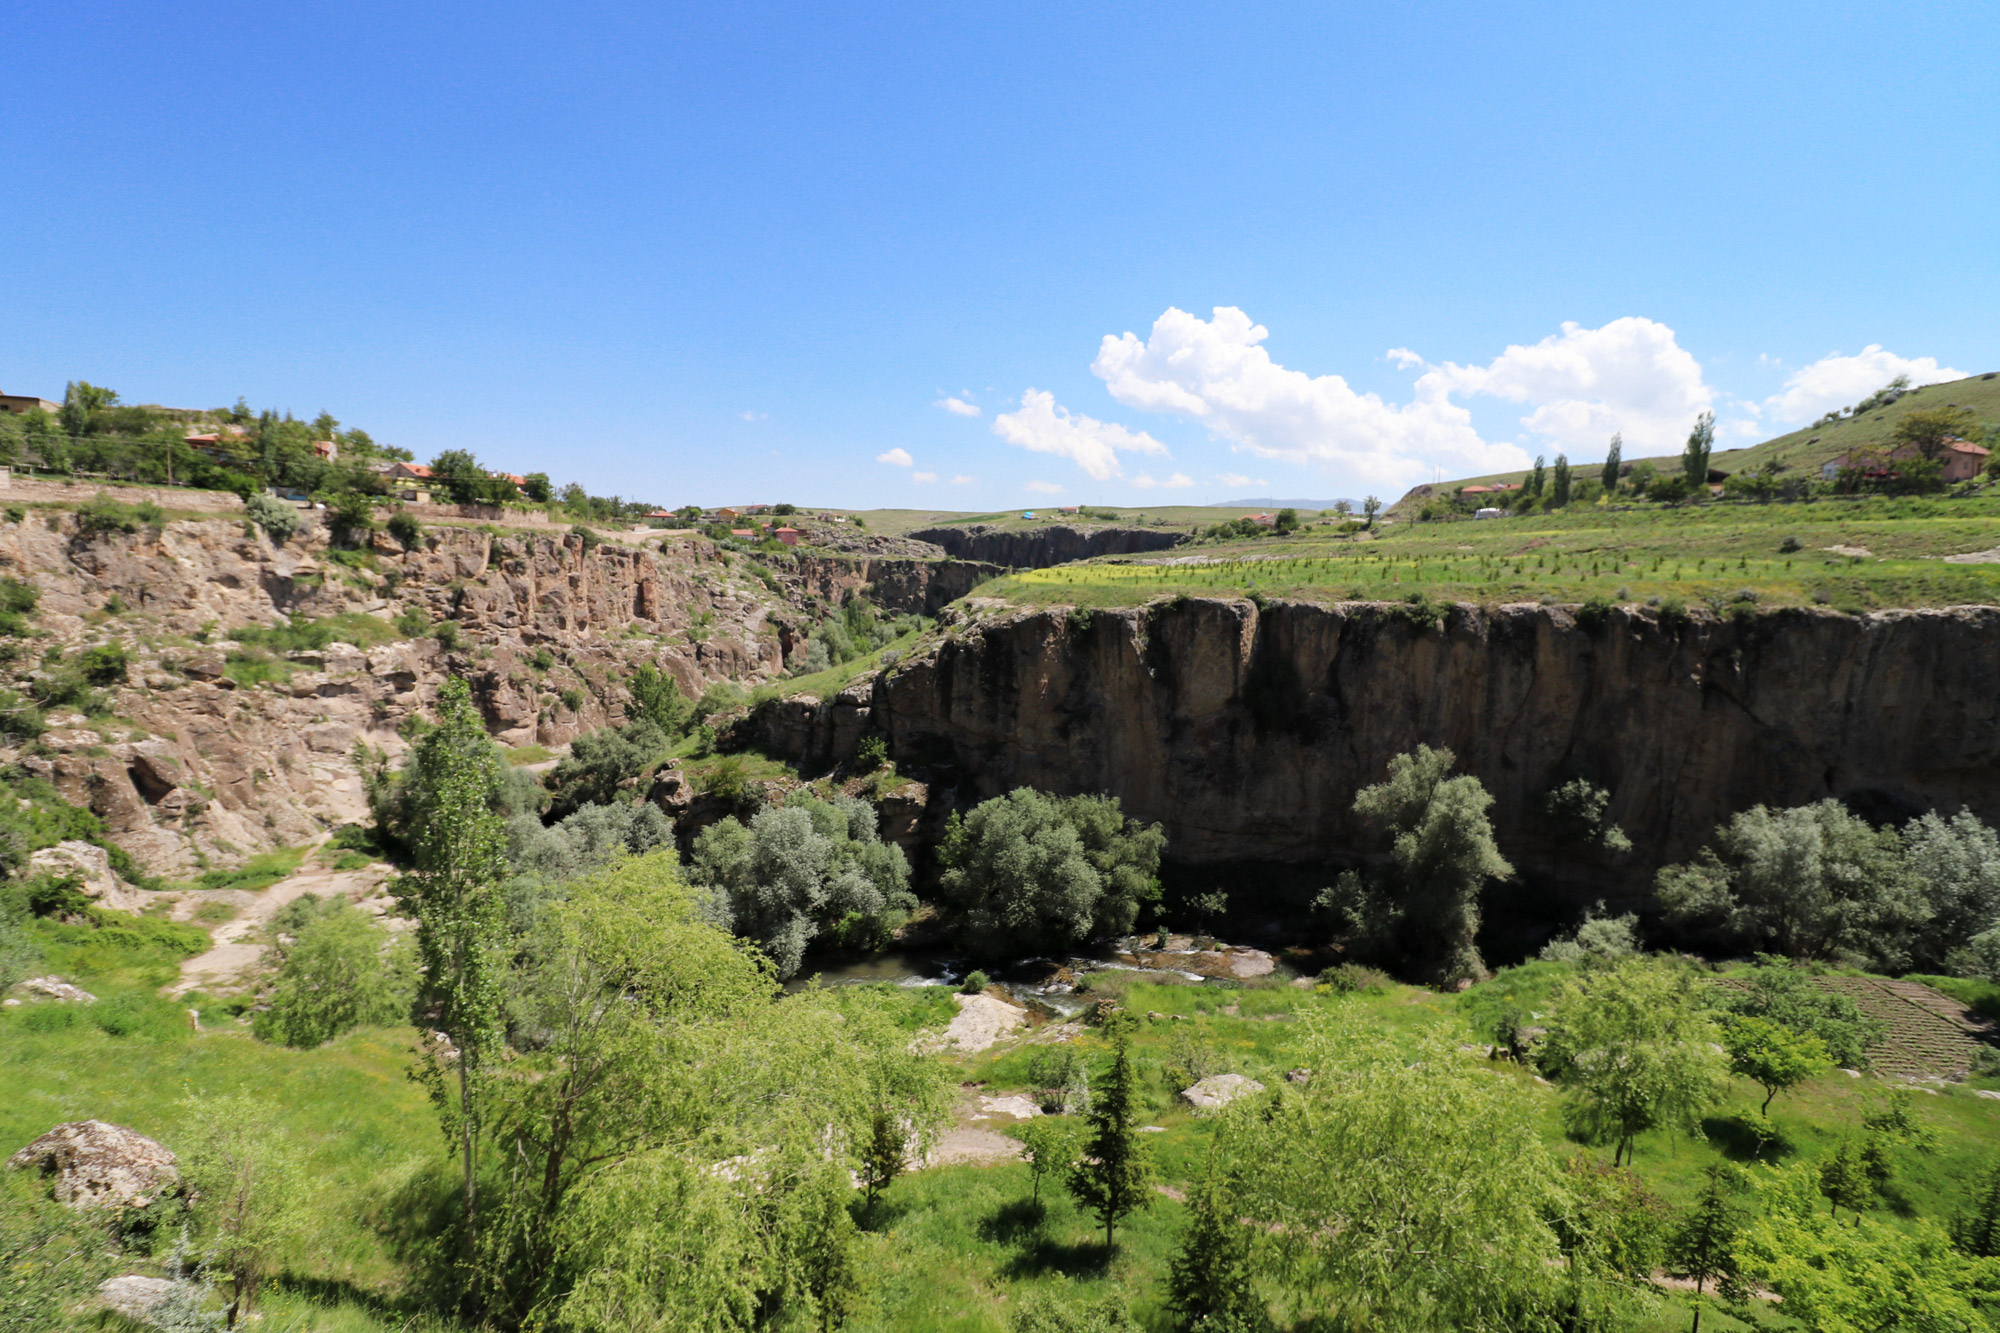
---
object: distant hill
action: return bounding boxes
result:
[1390,371,2000,511]
[1213,497,1351,510]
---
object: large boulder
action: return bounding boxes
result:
[26,840,144,912]
[7,1120,179,1209]
[1179,1074,1266,1111]
[98,1275,180,1322]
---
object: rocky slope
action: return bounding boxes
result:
[0,511,927,877]
[910,524,1185,567]
[744,598,2000,899]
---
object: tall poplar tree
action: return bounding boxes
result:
[1682,411,1715,491]
[1602,433,1623,496]
[399,676,509,1249]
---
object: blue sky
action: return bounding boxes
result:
[2,1,1994,509]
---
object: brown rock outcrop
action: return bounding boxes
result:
[7,1120,179,1210]
[742,598,2000,895]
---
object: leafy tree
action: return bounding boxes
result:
[1682,410,1715,492]
[1540,777,1632,854]
[1067,1022,1154,1252]
[1952,1159,2000,1258]
[545,719,668,818]
[1721,1014,1830,1116]
[1602,433,1623,496]
[1551,453,1573,507]
[1017,1116,1082,1206]
[690,792,915,976]
[1361,495,1381,527]
[326,492,376,547]
[395,676,510,1247]
[1340,745,1511,983]
[1539,955,1726,1166]
[627,663,692,736]
[1232,1018,1591,1329]
[1272,507,1299,534]
[1711,955,1882,1068]
[1901,809,2000,972]
[252,896,413,1047]
[1858,1087,1939,1198]
[859,1110,906,1222]
[937,789,1164,957]
[1819,1139,1871,1219]
[1166,1153,1264,1330]
[1892,405,1981,462]
[520,471,552,503]
[488,852,952,1330]
[1665,1163,1747,1333]
[178,1089,306,1327]
[1527,454,1547,498]
[1656,800,1920,965]
[1743,1163,2000,1330]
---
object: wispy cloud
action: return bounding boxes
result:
[913,471,938,482]
[950,474,975,484]
[934,395,981,417]
[1025,480,1065,494]
[1132,472,1194,489]
[739,410,768,422]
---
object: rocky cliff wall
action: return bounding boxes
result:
[789,556,1004,616]
[0,515,806,875]
[745,598,2000,895]
[909,524,1185,567]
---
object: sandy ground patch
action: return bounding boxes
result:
[171,859,393,997]
[940,991,1029,1053]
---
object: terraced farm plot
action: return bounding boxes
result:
[1815,975,2000,1079]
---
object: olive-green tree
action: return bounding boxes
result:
[1539,955,1726,1166]
[398,675,509,1248]
[1340,745,1511,984]
[253,896,413,1048]
[1018,1116,1082,1207]
[1068,1022,1154,1252]
[1602,433,1623,496]
[1952,1159,2000,1258]
[177,1090,306,1328]
[1551,453,1573,507]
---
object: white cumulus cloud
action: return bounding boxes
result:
[1132,472,1195,490]
[1418,317,1713,456]
[934,396,981,417]
[913,471,938,482]
[1761,346,1968,426]
[1025,480,1065,494]
[1215,473,1263,488]
[991,389,1168,481]
[1092,306,1532,488]
[876,448,914,467]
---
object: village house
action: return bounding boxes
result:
[1822,438,1992,484]
[773,526,801,546]
[311,439,338,461]
[0,391,59,415]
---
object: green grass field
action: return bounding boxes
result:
[8,910,1998,1331]
[975,493,2000,613]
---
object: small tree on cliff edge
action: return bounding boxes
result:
[1069,1018,1154,1252]
[398,675,508,1252]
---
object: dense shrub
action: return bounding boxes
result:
[545,720,668,819]
[936,788,1164,957]
[689,792,915,976]
[244,492,300,541]
[253,896,415,1047]
[385,508,422,548]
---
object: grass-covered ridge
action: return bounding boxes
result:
[976,493,2000,612]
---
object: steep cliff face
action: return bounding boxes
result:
[746,598,2000,893]
[910,524,1185,567]
[788,556,1004,616]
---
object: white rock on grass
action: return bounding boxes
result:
[16,976,96,1003]
[98,1275,178,1322]
[1179,1074,1265,1111]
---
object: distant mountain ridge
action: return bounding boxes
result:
[1212,497,1352,510]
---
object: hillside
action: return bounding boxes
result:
[1395,370,2000,503]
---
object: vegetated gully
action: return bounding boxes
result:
[745,593,2000,971]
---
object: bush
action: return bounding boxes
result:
[325,493,375,548]
[244,493,299,542]
[545,720,667,818]
[570,524,600,554]
[854,735,889,771]
[559,685,587,713]
[393,603,431,637]
[72,493,145,537]
[72,643,129,686]
[385,508,422,548]
[1574,595,1614,632]
[253,897,413,1047]
[0,576,37,637]
[961,969,990,994]
[433,621,461,652]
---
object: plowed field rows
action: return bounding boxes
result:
[1814,976,1998,1080]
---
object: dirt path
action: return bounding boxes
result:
[170,860,393,997]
